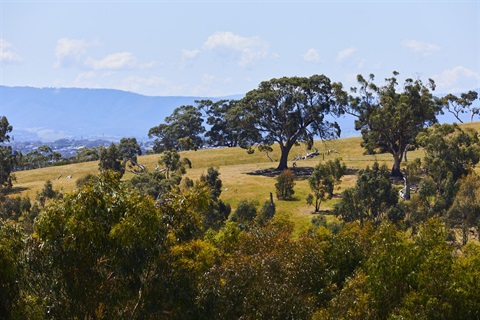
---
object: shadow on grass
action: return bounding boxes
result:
[345,167,360,175]
[246,166,314,178]
[312,209,333,215]
[5,186,30,195]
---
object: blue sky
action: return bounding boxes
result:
[1,0,479,97]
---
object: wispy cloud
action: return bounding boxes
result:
[54,38,96,68]
[0,39,22,63]
[54,38,154,71]
[86,52,138,70]
[202,31,269,67]
[303,48,321,63]
[180,49,201,69]
[432,66,480,92]
[336,47,358,62]
[182,49,200,60]
[402,39,440,56]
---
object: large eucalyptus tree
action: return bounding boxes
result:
[236,75,347,171]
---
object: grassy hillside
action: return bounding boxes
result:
[13,122,480,232]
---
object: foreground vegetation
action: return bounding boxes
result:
[1,171,480,319]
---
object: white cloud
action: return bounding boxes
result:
[54,38,95,68]
[0,39,22,63]
[303,48,321,63]
[180,49,201,69]
[86,52,138,70]
[402,39,440,56]
[182,49,200,59]
[203,31,269,67]
[336,47,358,62]
[432,66,480,92]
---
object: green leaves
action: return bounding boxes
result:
[149,105,205,153]
[335,162,399,226]
[307,158,346,212]
[239,75,346,170]
[347,72,439,176]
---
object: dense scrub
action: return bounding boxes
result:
[1,171,479,320]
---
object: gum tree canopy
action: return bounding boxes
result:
[237,75,347,171]
[346,72,440,177]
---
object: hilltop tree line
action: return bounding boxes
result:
[0,72,480,319]
[3,72,479,176]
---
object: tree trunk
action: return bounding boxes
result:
[403,175,410,200]
[276,144,292,171]
[391,153,403,178]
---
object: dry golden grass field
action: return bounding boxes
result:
[10,121,480,233]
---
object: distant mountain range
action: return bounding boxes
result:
[0,85,478,142]
[0,86,243,141]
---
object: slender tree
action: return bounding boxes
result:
[307,158,346,212]
[346,72,440,177]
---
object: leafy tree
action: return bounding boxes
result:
[128,151,190,201]
[158,149,187,179]
[237,75,347,170]
[346,72,439,177]
[197,99,241,147]
[449,243,480,318]
[0,116,12,142]
[128,170,168,199]
[74,146,100,162]
[148,105,205,153]
[410,123,480,219]
[256,196,276,226]
[0,195,32,221]
[33,171,170,319]
[416,123,480,193]
[393,219,455,319]
[0,116,17,193]
[441,90,478,123]
[200,167,223,201]
[98,143,125,178]
[198,220,319,319]
[334,162,399,226]
[198,167,231,230]
[447,173,480,245]
[307,158,346,212]
[118,137,144,173]
[21,145,64,169]
[36,180,62,207]
[364,222,418,319]
[275,169,296,200]
[229,199,257,226]
[0,219,43,319]
[75,173,97,188]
